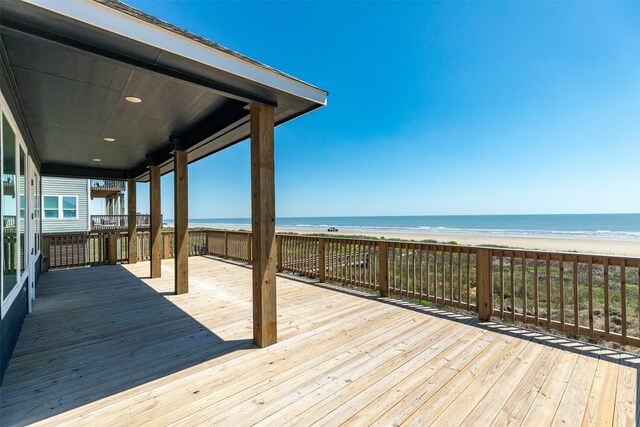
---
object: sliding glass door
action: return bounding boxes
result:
[2,106,38,316]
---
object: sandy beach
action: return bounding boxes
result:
[187,224,640,257]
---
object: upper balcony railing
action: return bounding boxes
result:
[90,214,158,232]
[90,180,126,198]
[3,215,16,235]
[3,175,16,196]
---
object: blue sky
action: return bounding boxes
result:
[116,1,640,219]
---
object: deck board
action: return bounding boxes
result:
[0,256,637,426]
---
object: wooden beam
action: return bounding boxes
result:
[174,150,189,295]
[250,103,277,348]
[149,166,162,278]
[127,179,137,264]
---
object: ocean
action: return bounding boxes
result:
[164,214,640,241]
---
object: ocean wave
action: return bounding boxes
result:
[275,225,640,240]
[177,216,640,240]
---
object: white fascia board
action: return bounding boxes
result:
[22,0,328,106]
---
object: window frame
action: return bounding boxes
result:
[2,94,30,318]
[42,195,78,220]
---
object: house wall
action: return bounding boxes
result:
[41,177,89,234]
[0,281,27,384]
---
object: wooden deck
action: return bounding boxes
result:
[1,256,638,426]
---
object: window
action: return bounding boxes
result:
[43,196,59,219]
[62,196,77,218]
[43,195,78,219]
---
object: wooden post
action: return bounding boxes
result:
[42,236,50,272]
[174,149,189,294]
[477,248,493,321]
[276,235,283,272]
[246,234,252,264]
[149,165,161,278]
[163,233,170,259]
[224,231,229,258]
[379,241,389,297]
[108,234,117,265]
[251,103,277,348]
[127,179,137,264]
[318,238,326,282]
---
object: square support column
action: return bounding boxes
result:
[174,150,189,294]
[127,179,137,264]
[150,165,162,278]
[250,103,277,347]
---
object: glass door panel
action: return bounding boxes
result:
[2,113,17,300]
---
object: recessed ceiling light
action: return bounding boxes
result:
[92,158,102,162]
[125,96,142,103]
[103,137,115,142]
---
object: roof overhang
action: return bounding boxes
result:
[0,0,327,181]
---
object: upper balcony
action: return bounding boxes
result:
[90,214,158,232]
[90,180,126,199]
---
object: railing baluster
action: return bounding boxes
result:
[418,247,424,299]
[604,258,610,341]
[588,257,594,338]
[448,247,453,305]
[457,248,462,308]
[510,255,515,321]
[499,254,504,318]
[533,253,539,326]
[559,255,565,332]
[439,246,444,303]
[425,246,430,301]
[434,246,439,303]
[573,257,579,335]
[546,254,551,329]
[466,249,471,309]
[522,254,527,322]
[621,263,626,344]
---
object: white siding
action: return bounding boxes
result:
[41,177,88,233]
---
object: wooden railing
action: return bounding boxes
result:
[41,230,640,347]
[488,249,640,346]
[43,230,209,269]
[90,214,158,232]
[207,230,252,262]
[386,242,478,311]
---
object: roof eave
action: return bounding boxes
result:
[21,0,328,106]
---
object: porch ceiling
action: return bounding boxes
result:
[0,0,327,181]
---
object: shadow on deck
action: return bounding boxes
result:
[0,263,253,425]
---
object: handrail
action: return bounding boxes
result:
[40,229,640,348]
